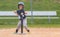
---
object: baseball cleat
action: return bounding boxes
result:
[16,29,18,33]
[27,30,30,34]
[27,30,30,32]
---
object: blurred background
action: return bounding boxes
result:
[0,0,60,28]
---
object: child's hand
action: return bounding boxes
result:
[14,10,18,16]
[21,13,24,17]
[25,11,27,14]
[21,13,23,15]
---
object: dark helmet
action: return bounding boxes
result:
[18,2,24,9]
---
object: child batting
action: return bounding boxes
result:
[14,2,30,33]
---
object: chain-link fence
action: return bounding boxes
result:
[29,0,60,24]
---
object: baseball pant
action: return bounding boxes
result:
[16,18,29,30]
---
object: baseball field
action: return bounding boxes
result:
[0,0,60,37]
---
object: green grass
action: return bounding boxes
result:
[0,18,60,28]
[0,0,60,11]
[0,24,60,28]
[28,24,60,28]
[0,25,16,29]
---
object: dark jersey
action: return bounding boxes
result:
[17,9,26,20]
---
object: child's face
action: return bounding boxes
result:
[19,5,23,10]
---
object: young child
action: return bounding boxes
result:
[14,2,30,33]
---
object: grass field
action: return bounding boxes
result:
[0,0,60,11]
[0,24,60,28]
[0,17,60,28]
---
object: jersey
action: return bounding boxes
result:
[17,9,26,20]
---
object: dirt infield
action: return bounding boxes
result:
[0,28,60,37]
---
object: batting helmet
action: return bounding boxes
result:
[18,2,24,9]
[18,2,24,5]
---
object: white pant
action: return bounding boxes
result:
[16,16,28,30]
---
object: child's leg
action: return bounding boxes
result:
[23,18,30,32]
[16,20,21,33]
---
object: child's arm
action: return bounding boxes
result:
[14,10,18,16]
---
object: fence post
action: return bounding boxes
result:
[30,0,33,24]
